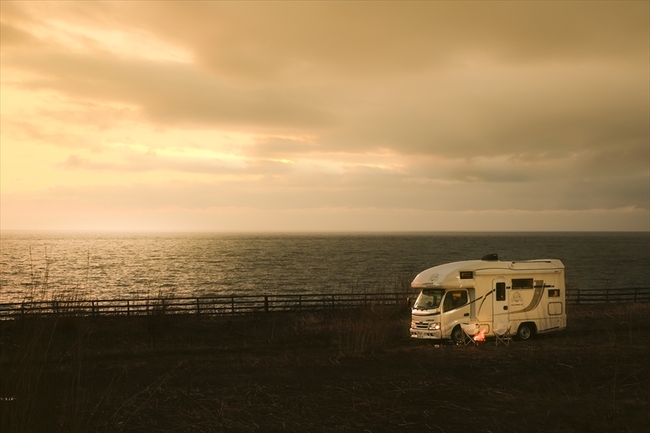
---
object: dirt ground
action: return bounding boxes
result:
[1,302,649,433]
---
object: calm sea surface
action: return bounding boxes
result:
[0,232,648,303]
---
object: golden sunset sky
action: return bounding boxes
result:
[1,1,648,231]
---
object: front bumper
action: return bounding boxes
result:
[410,329,441,339]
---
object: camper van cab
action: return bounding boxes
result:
[410,255,567,343]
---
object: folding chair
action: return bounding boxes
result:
[460,323,479,346]
[494,324,512,346]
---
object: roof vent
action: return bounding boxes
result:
[481,253,499,261]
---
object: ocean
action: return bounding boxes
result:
[0,232,648,304]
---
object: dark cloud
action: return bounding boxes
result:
[1,120,101,150]
[60,155,109,170]
[23,160,649,213]
[0,21,38,47]
[4,2,647,158]
[115,2,648,79]
[6,50,334,131]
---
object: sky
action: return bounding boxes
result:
[1,1,648,232]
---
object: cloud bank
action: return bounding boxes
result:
[1,1,648,231]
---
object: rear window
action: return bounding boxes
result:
[548,289,560,298]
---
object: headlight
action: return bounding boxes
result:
[428,322,441,330]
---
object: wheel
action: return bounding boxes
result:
[451,326,465,344]
[517,324,533,340]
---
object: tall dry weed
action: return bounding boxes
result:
[332,304,408,355]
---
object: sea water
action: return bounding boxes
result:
[0,232,648,303]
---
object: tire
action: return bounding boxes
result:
[451,326,465,344]
[517,323,534,340]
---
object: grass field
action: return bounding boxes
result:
[1,302,648,432]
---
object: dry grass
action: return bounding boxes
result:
[1,303,648,432]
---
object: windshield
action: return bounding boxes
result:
[414,289,445,310]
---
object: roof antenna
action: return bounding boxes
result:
[481,253,499,261]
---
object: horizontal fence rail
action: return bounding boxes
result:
[0,292,418,319]
[566,287,650,304]
[0,287,648,319]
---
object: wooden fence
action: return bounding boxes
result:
[0,292,416,319]
[566,287,650,304]
[0,287,648,319]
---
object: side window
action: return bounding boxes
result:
[512,278,534,289]
[496,282,506,301]
[443,290,468,312]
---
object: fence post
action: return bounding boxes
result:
[196,298,201,315]
[127,300,130,316]
[264,296,269,313]
[231,297,235,314]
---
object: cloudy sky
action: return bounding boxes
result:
[1,1,648,231]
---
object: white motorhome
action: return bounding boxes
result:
[410,254,566,342]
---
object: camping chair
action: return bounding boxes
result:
[494,324,512,346]
[460,323,479,346]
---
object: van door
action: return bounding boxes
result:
[442,290,470,337]
[493,279,509,333]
